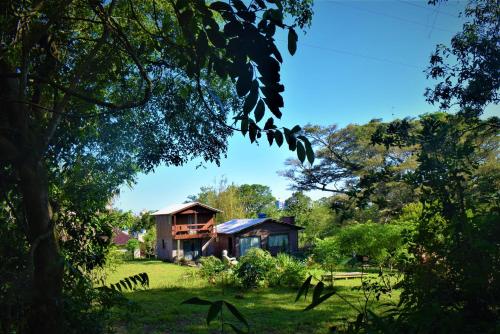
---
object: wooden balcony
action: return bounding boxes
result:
[172,222,215,240]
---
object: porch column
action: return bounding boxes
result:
[177,239,181,260]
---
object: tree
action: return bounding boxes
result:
[142,228,157,258]
[0,0,314,332]
[338,223,406,268]
[281,121,419,223]
[313,237,342,286]
[238,184,276,217]
[375,112,499,333]
[425,0,499,115]
[369,1,500,329]
[190,178,246,223]
[125,239,140,259]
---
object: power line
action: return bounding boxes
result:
[277,39,422,70]
[317,0,456,34]
[397,0,461,19]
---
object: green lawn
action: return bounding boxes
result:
[107,260,398,334]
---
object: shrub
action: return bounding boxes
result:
[199,256,226,284]
[336,223,406,268]
[234,248,274,288]
[313,237,342,285]
[125,239,140,259]
[268,253,307,287]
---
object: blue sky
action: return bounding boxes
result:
[115,0,484,213]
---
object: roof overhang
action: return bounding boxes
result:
[152,202,222,216]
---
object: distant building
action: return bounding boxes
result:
[275,200,286,210]
[112,228,131,246]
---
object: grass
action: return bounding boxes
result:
[106,260,399,334]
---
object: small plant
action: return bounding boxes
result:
[312,237,342,286]
[268,253,307,287]
[199,256,226,284]
[125,239,140,259]
[108,272,149,292]
[234,248,274,288]
[182,297,249,333]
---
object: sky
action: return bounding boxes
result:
[115,0,486,214]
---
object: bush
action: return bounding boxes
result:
[268,253,307,287]
[234,248,274,288]
[312,237,342,285]
[199,256,226,284]
[125,239,140,259]
[336,223,406,268]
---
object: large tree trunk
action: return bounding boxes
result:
[18,158,64,334]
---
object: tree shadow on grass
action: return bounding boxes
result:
[112,284,367,334]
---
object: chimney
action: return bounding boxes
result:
[281,216,295,225]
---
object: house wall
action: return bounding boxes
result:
[156,214,173,260]
[155,204,218,261]
[175,209,215,225]
[232,222,300,257]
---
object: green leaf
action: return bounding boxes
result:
[284,131,296,151]
[288,28,298,55]
[241,118,249,136]
[264,117,275,130]
[206,28,226,48]
[312,281,324,302]
[303,138,314,164]
[291,125,301,133]
[249,122,257,143]
[254,100,265,122]
[182,297,213,306]
[224,301,249,327]
[274,130,284,147]
[196,31,209,58]
[296,141,306,163]
[123,278,133,290]
[263,97,282,118]
[207,300,223,325]
[295,275,313,302]
[304,291,336,311]
[209,1,233,12]
[266,131,274,145]
[236,65,253,97]
[243,81,259,115]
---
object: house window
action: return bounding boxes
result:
[268,234,289,252]
[239,236,260,256]
[162,239,165,249]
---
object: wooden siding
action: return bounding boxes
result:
[155,203,219,261]
[231,221,299,257]
[155,214,172,260]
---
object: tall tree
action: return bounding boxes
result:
[0,0,313,332]
[238,183,276,217]
[281,120,419,222]
[189,178,246,223]
[371,0,500,331]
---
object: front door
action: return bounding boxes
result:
[183,239,202,260]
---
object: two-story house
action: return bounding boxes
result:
[152,202,221,261]
[153,201,303,261]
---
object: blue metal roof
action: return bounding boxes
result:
[215,218,269,234]
[215,218,303,234]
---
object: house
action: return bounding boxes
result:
[152,202,221,261]
[112,227,131,246]
[153,202,303,261]
[215,216,303,257]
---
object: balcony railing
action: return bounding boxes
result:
[172,222,215,239]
